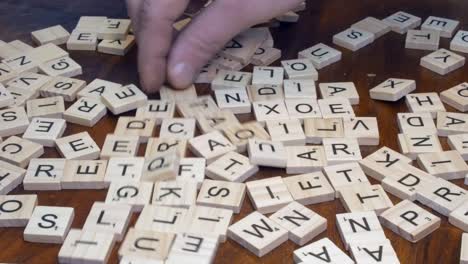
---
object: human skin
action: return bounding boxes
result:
[126,0,303,93]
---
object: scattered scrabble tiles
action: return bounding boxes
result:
[23,206,74,243]
[420,48,466,75]
[336,211,386,249]
[197,179,246,213]
[294,237,354,264]
[405,29,440,51]
[319,82,359,105]
[22,117,66,147]
[370,78,416,102]
[0,136,44,168]
[339,184,393,214]
[451,30,468,54]
[383,11,421,34]
[31,25,70,45]
[246,176,293,214]
[349,239,400,263]
[55,131,100,160]
[102,84,147,114]
[283,172,335,205]
[0,194,37,227]
[333,28,374,51]
[440,82,468,112]
[351,17,391,38]
[298,43,342,69]
[206,152,258,182]
[421,16,459,38]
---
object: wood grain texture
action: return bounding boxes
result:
[0,0,468,263]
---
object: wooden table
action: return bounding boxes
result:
[0,0,467,263]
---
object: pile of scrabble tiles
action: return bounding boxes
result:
[1,4,468,263]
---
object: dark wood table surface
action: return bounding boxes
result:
[1,0,467,263]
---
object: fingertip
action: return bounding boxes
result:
[139,66,164,94]
[167,62,196,89]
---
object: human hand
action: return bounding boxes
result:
[126,0,303,93]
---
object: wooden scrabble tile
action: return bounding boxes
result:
[114,117,155,143]
[319,82,359,105]
[55,132,100,160]
[417,150,468,180]
[66,30,98,51]
[281,59,318,81]
[0,136,43,168]
[369,78,416,102]
[220,28,268,64]
[420,48,466,75]
[3,53,39,73]
[100,134,140,159]
[339,184,393,214]
[102,83,147,115]
[247,139,287,168]
[462,233,468,264]
[246,176,293,214]
[136,100,175,124]
[104,157,144,184]
[7,87,39,107]
[195,62,218,84]
[26,96,65,119]
[286,145,326,174]
[0,41,22,59]
[222,122,270,153]
[83,202,132,241]
[145,138,187,158]
[0,161,26,194]
[318,97,355,120]
[349,239,400,264]
[0,84,13,108]
[77,78,121,101]
[177,158,205,188]
[252,66,284,86]
[227,211,288,257]
[251,47,281,66]
[176,96,219,118]
[63,97,107,127]
[211,70,252,90]
[28,43,69,64]
[182,205,233,242]
[440,83,468,112]
[351,17,391,38]
[118,228,174,261]
[0,106,30,137]
[97,18,131,40]
[166,233,218,264]
[141,152,179,182]
[382,11,421,34]
[214,88,251,114]
[0,63,17,85]
[151,180,197,208]
[39,56,82,78]
[105,181,152,212]
[189,131,235,164]
[304,117,343,144]
[284,80,317,99]
[417,177,468,216]
[447,133,468,160]
[266,119,306,146]
[58,229,115,264]
[253,100,289,125]
[298,43,342,69]
[359,146,413,181]
[6,72,46,92]
[247,84,284,102]
[22,117,66,147]
[421,16,459,38]
[159,85,197,103]
[75,16,108,32]
[211,54,245,71]
[323,138,362,165]
[398,133,442,160]
[397,112,436,134]
[285,99,322,123]
[8,40,33,53]
[449,202,468,232]
[405,29,440,51]
[283,172,335,205]
[196,179,246,213]
[270,201,326,245]
[335,211,386,250]
[196,111,240,134]
[135,205,188,233]
[31,25,70,45]
[380,199,440,242]
[343,117,379,145]
[332,28,374,51]
[23,158,65,190]
[450,30,468,54]
[437,111,468,136]
[159,118,196,140]
[39,76,86,101]
[323,162,370,198]
[405,92,445,118]
[206,152,258,182]
[23,206,74,244]
[98,35,135,56]
[293,237,354,264]
[62,159,107,189]
[0,194,37,227]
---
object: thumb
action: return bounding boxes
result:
[166,0,302,89]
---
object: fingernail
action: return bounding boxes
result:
[170,63,195,88]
